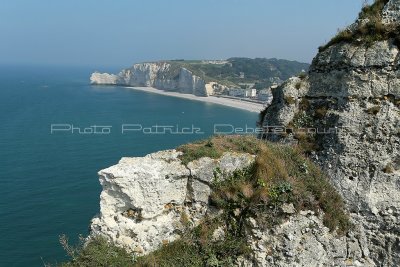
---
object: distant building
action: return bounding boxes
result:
[228,88,257,98]
[228,88,246,97]
[239,72,245,79]
[245,88,257,98]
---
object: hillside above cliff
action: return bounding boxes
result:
[165,58,309,89]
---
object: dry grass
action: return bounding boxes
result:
[383,163,395,174]
[366,106,381,115]
[177,135,262,165]
[319,0,396,51]
[210,138,350,234]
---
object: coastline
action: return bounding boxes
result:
[125,86,266,113]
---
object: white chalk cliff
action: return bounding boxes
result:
[90,62,217,96]
[90,150,255,254]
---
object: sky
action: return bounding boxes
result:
[0,0,368,68]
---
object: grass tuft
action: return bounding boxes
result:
[319,0,395,51]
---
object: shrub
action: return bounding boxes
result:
[136,216,249,266]
[58,235,134,267]
[298,72,307,80]
[135,240,203,267]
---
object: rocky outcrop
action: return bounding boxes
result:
[260,1,400,265]
[90,149,370,266]
[90,62,219,96]
[90,72,120,85]
[90,150,255,254]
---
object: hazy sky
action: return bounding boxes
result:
[0,0,367,68]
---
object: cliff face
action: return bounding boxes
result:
[261,1,400,265]
[90,150,255,254]
[90,62,215,96]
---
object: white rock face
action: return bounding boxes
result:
[90,72,120,85]
[248,212,373,267]
[90,62,218,96]
[90,150,254,254]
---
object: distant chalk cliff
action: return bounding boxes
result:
[90,62,215,96]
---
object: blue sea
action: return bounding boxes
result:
[0,65,257,266]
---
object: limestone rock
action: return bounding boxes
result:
[90,150,254,254]
[247,212,373,267]
[90,72,120,85]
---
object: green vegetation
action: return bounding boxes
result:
[177,135,262,165]
[57,235,134,267]
[319,0,396,51]
[59,136,350,266]
[298,72,307,80]
[165,58,309,89]
[136,216,249,266]
[138,137,350,266]
[178,136,350,234]
[211,140,350,233]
